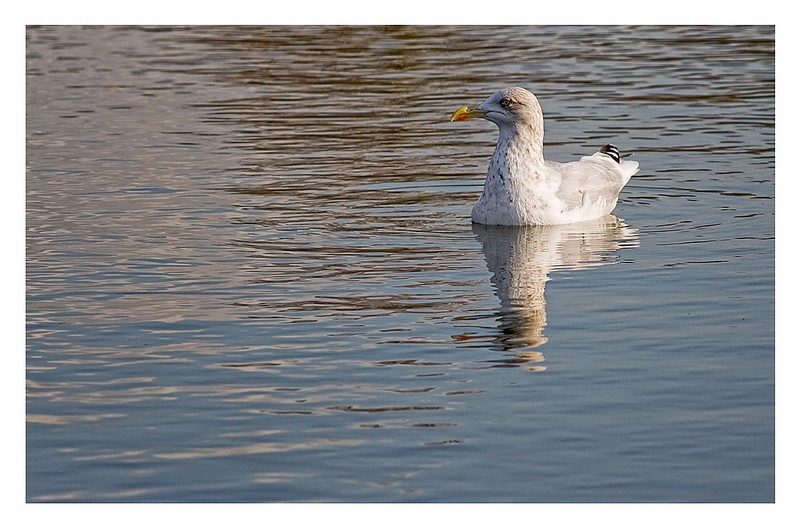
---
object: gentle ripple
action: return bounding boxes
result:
[27,26,773,502]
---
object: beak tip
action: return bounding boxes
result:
[450,105,476,122]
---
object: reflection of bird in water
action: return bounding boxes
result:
[469,215,639,370]
[451,87,639,226]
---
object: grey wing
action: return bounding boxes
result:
[546,160,627,212]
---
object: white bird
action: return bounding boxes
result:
[451,87,639,226]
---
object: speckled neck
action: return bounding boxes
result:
[488,121,545,184]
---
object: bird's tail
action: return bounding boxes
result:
[598,144,623,163]
[598,144,639,181]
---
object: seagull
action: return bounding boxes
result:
[451,87,639,226]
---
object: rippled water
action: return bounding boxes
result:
[26,26,774,502]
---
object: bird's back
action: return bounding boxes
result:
[547,153,638,218]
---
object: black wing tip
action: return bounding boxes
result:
[598,144,621,164]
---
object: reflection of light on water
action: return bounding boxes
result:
[154,438,363,460]
[467,215,639,370]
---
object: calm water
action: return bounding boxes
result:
[26,26,774,502]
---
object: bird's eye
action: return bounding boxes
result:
[499,97,513,108]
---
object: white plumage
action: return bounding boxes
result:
[451,87,639,226]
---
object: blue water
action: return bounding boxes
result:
[26,25,774,502]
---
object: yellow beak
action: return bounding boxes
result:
[450,105,488,122]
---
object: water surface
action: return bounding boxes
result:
[26,25,774,502]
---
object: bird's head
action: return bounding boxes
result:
[450,87,543,129]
